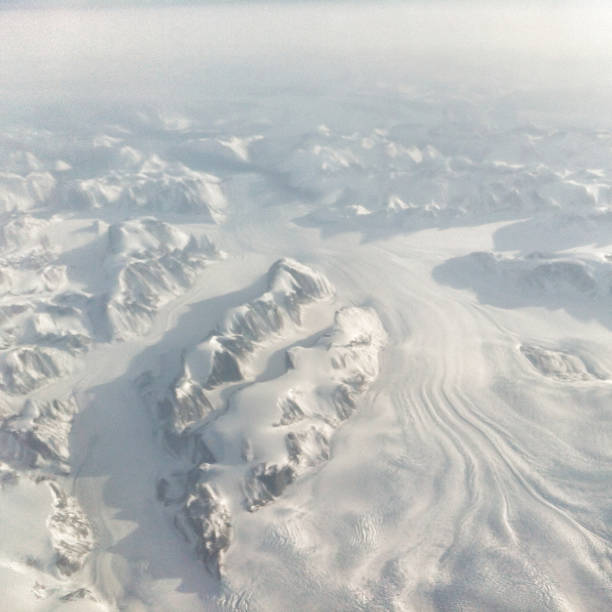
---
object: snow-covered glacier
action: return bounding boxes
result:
[1,2,611,611]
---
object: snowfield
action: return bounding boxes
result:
[1,2,612,611]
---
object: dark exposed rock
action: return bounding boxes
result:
[60,588,97,602]
[275,393,305,426]
[205,349,243,389]
[48,481,94,576]
[245,463,296,511]
[176,482,232,578]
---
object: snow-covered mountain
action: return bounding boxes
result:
[1,3,612,611]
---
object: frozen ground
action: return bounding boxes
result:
[1,2,612,611]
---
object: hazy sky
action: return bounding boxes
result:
[1,2,611,115]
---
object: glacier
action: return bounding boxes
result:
[0,2,611,611]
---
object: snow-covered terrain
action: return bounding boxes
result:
[1,2,612,611]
